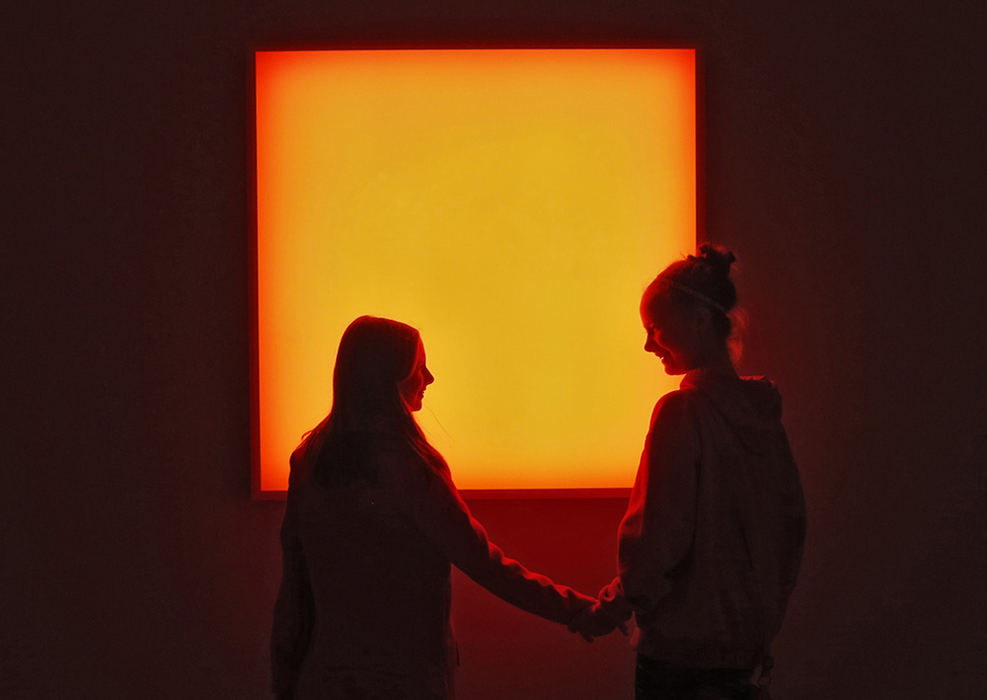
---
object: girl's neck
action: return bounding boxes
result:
[693,348,738,378]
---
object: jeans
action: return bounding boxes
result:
[635,655,755,700]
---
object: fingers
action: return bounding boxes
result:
[568,607,599,643]
[567,607,592,635]
[568,600,628,642]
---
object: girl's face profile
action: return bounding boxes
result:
[642,303,699,375]
[398,338,434,412]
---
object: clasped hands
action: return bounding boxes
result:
[567,601,629,643]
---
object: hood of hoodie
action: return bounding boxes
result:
[679,369,785,455]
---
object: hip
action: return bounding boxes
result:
[635,655,757,700]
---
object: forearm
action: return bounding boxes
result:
[271,495,313,695]
[410,468,593,624]
[270,568,312,694]
[463,539,595,624]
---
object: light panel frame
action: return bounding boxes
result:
[249,46,701,499]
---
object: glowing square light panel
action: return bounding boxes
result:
[254,48,695,495]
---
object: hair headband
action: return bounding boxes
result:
[659,276,730,316]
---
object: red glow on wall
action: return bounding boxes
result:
[252,48,696,497]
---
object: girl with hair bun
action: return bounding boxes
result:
[570,245,806,700]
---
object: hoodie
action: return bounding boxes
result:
[600,368,806,669]
[271,431,595,700]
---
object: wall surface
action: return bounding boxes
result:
[3,1,984,698]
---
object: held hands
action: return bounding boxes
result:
[567,601,629,643]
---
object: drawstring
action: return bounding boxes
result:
[753,654,773,688]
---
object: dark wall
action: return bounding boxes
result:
[3,1,984,698]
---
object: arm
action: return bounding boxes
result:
[778,435,807,615]
[270,456,315,699]
[387,449,595,625]
[598,392,700,622]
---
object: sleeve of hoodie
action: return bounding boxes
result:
[270,451,315,697]
[599,391,700,622]
[777,430,808,613]
[382,444,596,625]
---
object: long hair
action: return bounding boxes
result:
[298,316,448,487]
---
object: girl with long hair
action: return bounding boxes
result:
[570,245,806,700]
[271,315,595,700]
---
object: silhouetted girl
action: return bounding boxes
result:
[572,245,806,699]
[271,315,595,700]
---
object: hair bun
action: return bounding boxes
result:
[697,243,736,277]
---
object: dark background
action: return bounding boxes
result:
[3,1,984,698]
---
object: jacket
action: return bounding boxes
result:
[600,369,806,669]
[271,430,594,699]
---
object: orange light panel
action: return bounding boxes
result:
[254,49,695,494]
